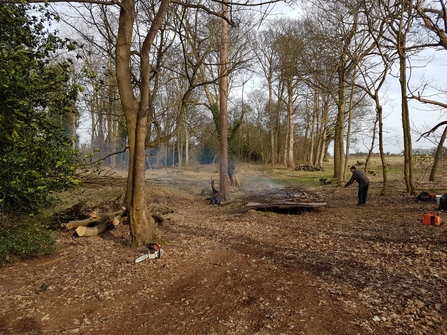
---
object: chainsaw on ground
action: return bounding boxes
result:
[134,243,163,263]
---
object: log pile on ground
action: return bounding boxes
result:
[319,178,332,185]
[61,203,174,236]
[294,164,324,171]
[61,208,126,237]
[244,186,327,210]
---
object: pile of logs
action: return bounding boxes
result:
[319,178,332,185]
[294,164,324,172]
[244,187,327,210]
[61,204,174,237]
[61,208,126,237]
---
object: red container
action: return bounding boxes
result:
[423,212,442,226]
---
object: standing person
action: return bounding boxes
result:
[344,166,370,206]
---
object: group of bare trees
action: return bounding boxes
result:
[4,0,446,244]
[245,0,447,196]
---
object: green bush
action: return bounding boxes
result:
[0,3,81,214]
[0,215,55,265]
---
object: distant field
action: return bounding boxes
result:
[235,155,447,195]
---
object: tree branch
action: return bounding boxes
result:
[170,0,282,26]
[409,93,447,110]
[410,91,447,141]
[98,146,129,162]
[417,121,447,141]
[0,0,122,5]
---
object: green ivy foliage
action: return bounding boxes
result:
[0,3,81,214]
[0,215,55,264]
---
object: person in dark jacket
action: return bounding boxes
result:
[345,166,369,206]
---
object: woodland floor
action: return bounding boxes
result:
[1,163,447,335]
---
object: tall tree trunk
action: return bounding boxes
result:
[116,0,171,246]
[399,44,414,194]
[268,77,275,165]
[309,94,318,165]
[275,102,282,165]
[334,67,347,186]
[219,0,229,201]
[185,126,189,166]
[344,83,356,180]
[365,115,378,173]
[317,96,329,166]
[377,101,388,195]
[429,125,447,181]
[285,84,294,168]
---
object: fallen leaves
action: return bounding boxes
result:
[1,166,447,335]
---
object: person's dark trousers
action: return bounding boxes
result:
[358,185,369,205]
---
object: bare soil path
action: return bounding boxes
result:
[1,164,446,335]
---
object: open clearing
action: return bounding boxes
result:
[1,162,446,335]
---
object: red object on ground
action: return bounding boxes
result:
[423,212,442,226]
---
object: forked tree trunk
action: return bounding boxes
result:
[127,112,155,246]
[116,0,171,246]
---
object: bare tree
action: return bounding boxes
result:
[354,0,397,195]
[10,0,281,245]
[253,28,280,165]
[415,0,447,49]
[271,21,304,168]
[300,0,376,185]
[412,0,447,181]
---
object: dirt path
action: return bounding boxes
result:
[1,165,446,335]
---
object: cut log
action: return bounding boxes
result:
[64,217,96,230]
[63,208,126,230]
[220,200,244,206]
[148,204,173,222]
[94,209,126,221]
[76,221,111,237]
